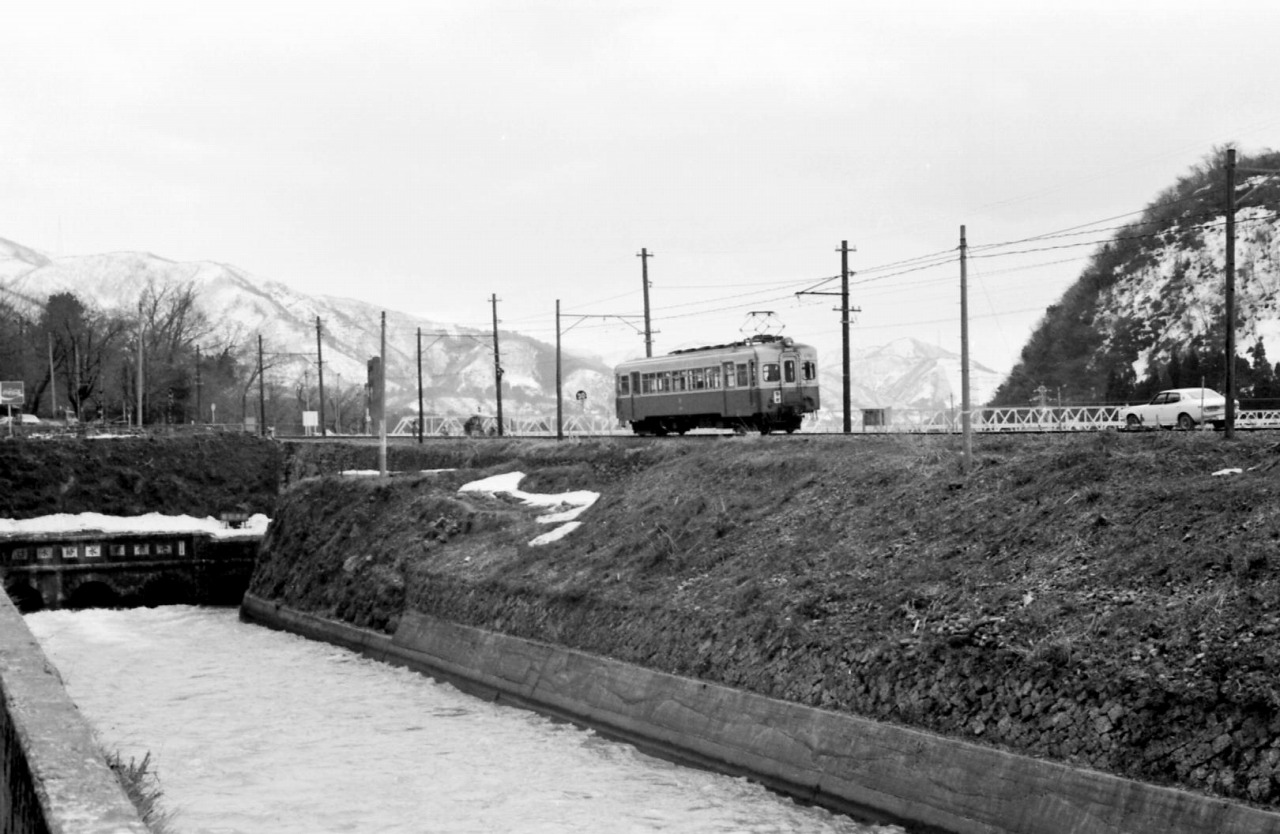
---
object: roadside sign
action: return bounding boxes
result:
[0,381,22,405]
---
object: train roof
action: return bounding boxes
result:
[614,335,815,371]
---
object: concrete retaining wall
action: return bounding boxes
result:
[0,592,148,834]
[240,594,1280,834]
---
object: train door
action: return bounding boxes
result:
[720,360,735,417]
[780,349,801,400]
[616,371,640,423]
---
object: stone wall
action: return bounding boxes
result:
[0,592,148,834]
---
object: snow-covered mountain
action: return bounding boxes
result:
[824,337,1003,411]
[2,236,1006,420]
[0,237,615,420]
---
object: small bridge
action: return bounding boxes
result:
[0,529,260,611]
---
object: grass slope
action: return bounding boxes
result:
[258,433,1280,808]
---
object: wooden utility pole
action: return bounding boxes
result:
[316,317,327,437]
[840,240,852,434]
[638,248,654,357]
[416,327,424,444]
[960,225,973,471]
[73,342,81,421]
[379,311,387,476]
[1225,148,1237,439]
[492,294,504,436]
[195,345,202,424]
[136,327,144,427]
[795,242,857,433]
[47,333,56,421]
[257,334,266,437]
[556,299,563,440]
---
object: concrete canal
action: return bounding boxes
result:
[26,606,900,834]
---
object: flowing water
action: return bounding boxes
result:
[27,606,903,834]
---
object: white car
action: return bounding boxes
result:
[1120,387,1232,430]
[0,413,40,426]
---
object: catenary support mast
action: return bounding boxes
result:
[960,225,972,471]
[638,248,654,357]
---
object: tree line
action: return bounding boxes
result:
[0,282,367,429]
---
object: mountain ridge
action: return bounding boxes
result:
[2,238,1007,424]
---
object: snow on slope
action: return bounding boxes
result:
[1097,205,1280,377]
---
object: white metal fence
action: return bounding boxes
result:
[378,407,1280,437]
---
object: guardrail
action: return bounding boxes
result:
[806,407,1280,434]
[19,409,1274,440]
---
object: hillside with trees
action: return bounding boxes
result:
[992,149,1280,408]
[0,281,254,426]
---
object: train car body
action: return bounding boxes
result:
[614,335,820,435]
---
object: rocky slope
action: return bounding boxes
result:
[257,432,1280,810]
[994,149,1280,407]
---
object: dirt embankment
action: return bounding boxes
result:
[0,433,282,519]
[256,432,1280,810]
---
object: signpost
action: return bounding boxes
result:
[1,381,24,436]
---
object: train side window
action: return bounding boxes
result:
[723,362,735,388]
[671,372,685,392]
[631,371,641,392]
[706,366,721,389]
[641,373,653,394]
[763,363,780,383]
[691,368,705,389]
[660,372,671,392]
[802,361,817,381]
[617,374,630,395]
[784,360,796,383]
[741,363,752,387]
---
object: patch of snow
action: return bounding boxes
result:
[529,522,583,546]
[0,512,270,539]
[458,471,599,544]
[1211,468,1243,477]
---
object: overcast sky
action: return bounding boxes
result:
[3,1,1278,373]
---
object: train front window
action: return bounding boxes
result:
[784,360,796,383]
[802,360,817,381]
[617,375,630,395]
[763,363,781,383]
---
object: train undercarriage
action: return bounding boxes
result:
[630,411,804,436]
